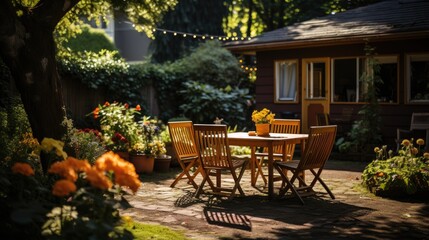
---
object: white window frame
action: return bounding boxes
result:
[274,60,298,103]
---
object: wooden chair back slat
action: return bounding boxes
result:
[194,124,230,169]
[169,121,198,159]
[298,125,337,170]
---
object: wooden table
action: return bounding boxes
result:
[228,132,308,198]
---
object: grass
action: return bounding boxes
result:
[120,216,190,240]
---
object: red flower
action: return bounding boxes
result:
[93,107,100,119]
[104,101,110,107]
[136,105,141,111]
[124,103,129,109]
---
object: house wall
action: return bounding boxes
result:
[254,37,429,146]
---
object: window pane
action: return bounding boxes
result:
[306,62,326,98]
[409,55,429,102]
[275,61,297,101]
[333,59,357,102]
[359,56,398,103]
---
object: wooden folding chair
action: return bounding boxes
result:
[193,124,248,200]
[168,121,201,189]
[253,119,301,185]
[274,125,337,204]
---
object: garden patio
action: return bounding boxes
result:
[123,160,429,240]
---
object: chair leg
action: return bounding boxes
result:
[195,169,210,198]
[229,163,248,199]
[274,164,305,204]
[310,169,335,200]
[254,156,267,185]
[170,160,200,189]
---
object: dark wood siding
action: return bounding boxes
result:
[254,37,429,145]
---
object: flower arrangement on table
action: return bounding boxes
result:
[251,108,275,136]
[251,108,275,124]
[92,101,141,153]
[362,138,429,197]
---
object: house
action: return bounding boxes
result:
[225,0,429,146]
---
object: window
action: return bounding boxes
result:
[332,56,398,103]
[306,62,326,99]
[275,60,298,102]
[407,54,429,102]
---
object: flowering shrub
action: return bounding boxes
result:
[62,116,105,165]
[131,117,166,156]
[92,102,141,152]
[0,135,141,239]
[362,138,429,197]
[251,108,275,124]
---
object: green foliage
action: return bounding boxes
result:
[57,50,150,106]
[339,44,382,153]
[180,81,251,126]
[362,139,429,197]
[0,100,32,161]
[140,41,252,127]
[150,0,228,63]
[59,24,117,53]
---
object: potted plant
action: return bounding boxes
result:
[251,108,275,136]
[91,101,141,160]
[129,117,167,174]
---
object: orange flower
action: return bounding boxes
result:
[11,162,34,176]
[416,138,425,146]
[94,151,141,193]
[135,105,141,111]
[93,107,100,119]
[411,147,419,155]
[104,101,110,107]
[48,161,78,182]
[85,168,113,190]
[95,151,120,172]
[124,103,129,109]
[377,172,384,177]
[65,157,91,172]
[115,173,141,193]
[52,179,77,197]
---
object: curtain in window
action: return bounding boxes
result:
[278,62,296,100]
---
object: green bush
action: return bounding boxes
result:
[362,139,429,197]
[58,50,150,107]
[60,24,117,53]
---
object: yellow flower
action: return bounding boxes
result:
[416,138,425,146]
[401,139,410,147]
[374,147,380,153]
[40,138,68,160]
[424,152,429,159]
[11,162,34,176]
[52,179,77,197]
[252,108,275,124]
[85,168,113,190]
[48,160,78,182]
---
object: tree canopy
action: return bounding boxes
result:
[0,0,177,142]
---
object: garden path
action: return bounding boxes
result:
[123,160,429,240]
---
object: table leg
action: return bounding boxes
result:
[251,147,256,186]
[268,142,274,198]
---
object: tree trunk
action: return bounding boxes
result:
[0,1,71,142]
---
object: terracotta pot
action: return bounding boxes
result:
[154,155,172,172]
[255,123,270,136]
[130,154,155,174]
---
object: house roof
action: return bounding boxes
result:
[225,0,429,53]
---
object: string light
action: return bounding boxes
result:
[154,27,253,42]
